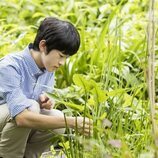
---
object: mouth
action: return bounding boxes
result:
[54,66,59,70]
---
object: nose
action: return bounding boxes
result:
[59,58,66,66]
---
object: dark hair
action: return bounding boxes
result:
[33,17,80,56]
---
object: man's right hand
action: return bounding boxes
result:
[71,117,93,136]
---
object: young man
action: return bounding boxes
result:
[0,17,92,158]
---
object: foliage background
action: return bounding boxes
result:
[0,0,158,157]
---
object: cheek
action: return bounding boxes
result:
[45,56,56,66]
[41,53,58,68]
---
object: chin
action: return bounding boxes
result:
[49,70,55,72]
[46,68,55,72]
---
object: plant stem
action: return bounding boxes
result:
[147,0,158,156]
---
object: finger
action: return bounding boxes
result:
[83,130,92,136]
[42,97,49,103]
[82,124,93,130]
[47,99,52,106]
[82,125,93,131]
[78,128,93,136]
[82,123,93,128]
[41,103,52,109]
[84,128,93,135]
[76,124,93,133]
[84,118,93,125]
[40,94,49,103]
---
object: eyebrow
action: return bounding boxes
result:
[60,52,69,58]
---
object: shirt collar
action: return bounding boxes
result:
[23,44,45,76]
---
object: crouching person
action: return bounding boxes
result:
[0,17,93,158]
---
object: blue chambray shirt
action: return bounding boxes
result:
[0,45,54,118]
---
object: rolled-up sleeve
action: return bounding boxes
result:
[0,65,32,118]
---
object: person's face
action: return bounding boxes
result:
[39,40,68,72]
[41,49,68,72]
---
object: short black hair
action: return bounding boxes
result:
[33,17,80,56]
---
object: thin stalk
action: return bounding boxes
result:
[147,0,158,157]
[74,113,79,158]
[80,79,88,158]
[64,114,74,158]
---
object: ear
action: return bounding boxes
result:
[39,40,47,53]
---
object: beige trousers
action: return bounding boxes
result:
[0,100,65,158]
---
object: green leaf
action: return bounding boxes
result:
[92,87,108,103]
[47,92,84,112]
[73,74,91,91]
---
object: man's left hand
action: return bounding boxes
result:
[39,94,54,110]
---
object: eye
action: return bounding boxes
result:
[60,54,64,58]
[59,52,68,58]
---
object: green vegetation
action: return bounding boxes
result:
[0,0,158,157]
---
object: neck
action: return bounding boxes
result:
[30,49,44,69]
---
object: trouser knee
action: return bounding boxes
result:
[41,109,65,134]
[0,104,10,132]
[51,110,65,134]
